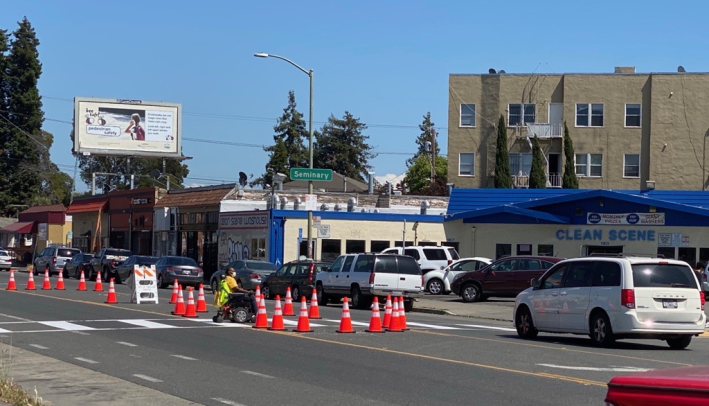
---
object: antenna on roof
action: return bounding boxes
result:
[499,70,506,74]
[678,66,686,73]
[488,68,497,74]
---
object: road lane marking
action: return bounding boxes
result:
[405,322,460,330]
[133,374,163,383]
[118,319,178,329]
[39,321,95,331]
[29,344,49,350]
[117,341,138,347]
[0,313,32,322]
[241,370,274,379]
[171,355,197,361]
[0,327,12,333]
[537,364,653,372]
[323,319,370,327]
[74,357,98,364]
[456,324,516,332]
[211,398,247,406]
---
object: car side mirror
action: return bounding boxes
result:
[531,278,541,289]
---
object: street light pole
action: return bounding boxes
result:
[255,53,315,259]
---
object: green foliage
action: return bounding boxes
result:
[529,136,546,189]
[562,121,579,189]
[261,137,288,188]
[314,111,374,182]
[404,155,448,195]
[494,115,511,188]
[406,112,438,167]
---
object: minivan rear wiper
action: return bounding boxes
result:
[670,283,691,288]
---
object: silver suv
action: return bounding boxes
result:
[34,246,81,276]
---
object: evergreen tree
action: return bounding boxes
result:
[261,137,288,188]
[260,91,308,187]
[529,136,546,189]
[404,155,448,195]
[0,28,11,213]
[562,121,579,189]
[494,115,511,188]
[314,111,374,182]
[406,112,438,167]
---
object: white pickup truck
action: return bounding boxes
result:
[315,253,423,311]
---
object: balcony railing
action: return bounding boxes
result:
[525,123,563,138]
[512,173,562,189]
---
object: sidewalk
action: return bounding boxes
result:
[412,296,515,322]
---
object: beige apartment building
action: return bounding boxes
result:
[447,67,709,190]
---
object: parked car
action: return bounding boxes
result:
[210,260,278,292]
[155,256,204,289]
[34,246,81,276]
[381,246,460,274]
[0,249,11,271]
[605,365,709,405]
[261,260,330,302]
[115,255,160,282]
[700,262,709,297]
[451,255,564,302]
[424,257,492,295]
[89,248,133,282]
[63,253,94,279]
[514,256,706,348]
[316,253,424,311]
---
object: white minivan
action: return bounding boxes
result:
[514,256,706,349]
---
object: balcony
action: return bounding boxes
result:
[512,173,562,189]
[524,123,563,138]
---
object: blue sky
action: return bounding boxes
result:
[2,1,707,191]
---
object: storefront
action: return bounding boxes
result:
[67,195,109,253]
[106,188,158,255]
[218,211,269,267]
[0,205,70,262]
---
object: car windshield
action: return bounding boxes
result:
[106,249,131,257]
[631,263,699,289]
[169,257,198,266]
[58,249,79,257]
[245,262,278,271]
[135,256,158,265]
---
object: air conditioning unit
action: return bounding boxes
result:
[645,180,656,190]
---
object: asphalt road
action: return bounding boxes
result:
[0,271,707,406]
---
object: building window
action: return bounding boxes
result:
[657,247,675,260]
[459,153,475,176]
[517,244,532,255]
[394,241,414,247]
[576,103,604,127]
[346,240,365,254]
[538,244,554,256]
[250,238,266,259]
[509,153,532,175]
[625,104,641,127]
[495,244,511,260]
[575,153,603,177]
[508,104,535,126]
[623,154,640,178]
[321,239,341,263]
[370,240,390,253]
[460,104,475,127]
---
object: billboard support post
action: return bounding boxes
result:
[92,173,96,196]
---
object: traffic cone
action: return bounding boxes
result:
[94,270,103,292]
[25,271,36,290]
[387,297,403,332]
[283,287,295,316]
[365,297,384,333]
[382,295,393,328]
[182,287,199,318]
[268,295,286,331]
[336,297,356,333]
[255,285,262,301]
[169,280,179,304]
[6,269,17,291]
[308,288,321,319]
[105,278,118,304]
[398,297,409,331]
[77,270,87,291]
[293,296,314,333]
[196,284,208,313]
[54,270,66,290]
[41,270,51,290]
[253,296,268,328]
[171,285,185,315]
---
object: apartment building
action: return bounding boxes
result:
[447,67,709,190]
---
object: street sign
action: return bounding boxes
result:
[290,168,333,182]
[298,228,303,243]
[305,194,318,211]
[313,216,321,226]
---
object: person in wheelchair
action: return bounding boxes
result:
[214,267,257,318]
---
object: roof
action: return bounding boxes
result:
[447,189,585,214]
[0,218,17,228]
[155,184,236,208]
[21,204,66,214]
[66,198,108,214]
[0,221,36,234]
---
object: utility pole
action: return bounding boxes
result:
[430,128,437,184]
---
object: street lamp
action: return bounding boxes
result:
[255,52,315,259]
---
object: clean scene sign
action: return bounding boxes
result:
[290,168,333,181]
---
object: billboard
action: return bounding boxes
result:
[73,97,182,158]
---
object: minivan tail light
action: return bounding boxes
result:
[701,292,705,311]
[621,289,635,309]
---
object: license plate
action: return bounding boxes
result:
[182,270,190,275]
[662,300,678,309]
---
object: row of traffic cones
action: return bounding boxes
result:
[170,283,209,318]
[8,268,97,292]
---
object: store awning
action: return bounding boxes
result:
[66,199,108,214]
[0,221,36,234]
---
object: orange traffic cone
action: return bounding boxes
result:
[41,270,51,290]
[54,270,66,290]
[268,295,286,331]
[382,295,393,328]
[365,297,384,333]
[255,285,262,302]
[308,288,321,319]
[283,287,295,316]
[398,297,409,331]
[25,271,36,290]
[171,285,185,315]
[253,296,268,328]
[182,287,199,318]
[169,280,179,304]
[7,269,17,291]
[77,270,87,291]
[105,278,118,303]
[196,284,208,313]
[387,297,403,332]
[94,270,103,292]
[293,296,314,332]
[336,297,356,333]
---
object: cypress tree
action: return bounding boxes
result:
[407,112,437,167]
[562,121,579,189]
[263,137,288,187]
[494,114,511,188]
[529,136,546,189]
[0,28,11,213]
[314,111,374,182]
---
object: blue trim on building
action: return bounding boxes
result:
[270,210,445,223]
[457,206,570,224]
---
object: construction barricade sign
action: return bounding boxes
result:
[131,265,158,304]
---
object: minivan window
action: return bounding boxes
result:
[631,263,698,289]
[423,249,447,261]
[564,262,594,288]
[403,249,420,260]
[397,256,421,275]
[447,248,460,260]
[353,255,374,272]
[592,262,621,286]
[541,264,566,289]
[374,256,398,274]
[58,249,79,258]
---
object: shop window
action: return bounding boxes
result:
[298,240,316,259]
[346,240,365,254]
[517,244,532,255]
[251,238,266,259]
[395,241,414,247]
[370,240,390,253]
[538,244,554,256]
[678,247,696,266]
[657,247,675,260]
[207,212,219,224]
[496,244,511,260]
[699,248,709,263]
[321,239,341,263]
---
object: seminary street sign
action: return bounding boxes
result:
[290,168,333,182]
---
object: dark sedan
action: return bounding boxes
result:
[261,260,331,301]
[210,260,278,292]
[63,253,94,279]
[115,255,160,282]
[155,256,204,289]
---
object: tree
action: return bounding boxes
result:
[0,28,11,213]
[261,91,308,186]
[494,115,511,188]
[528,136,546,189]
[314,111,375,182]
[562,121,579,189]
[406,112,438,167]
[404,155,448,195]
[260,137,288,188]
